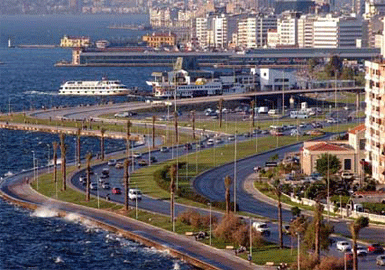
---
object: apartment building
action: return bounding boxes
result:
[212,14,228,48]
[277,11,300,47]
[196,17,209,48]
[313,14,364,48]
[298,14,317,48]
[364,60,385,183]
[237,14,277,48]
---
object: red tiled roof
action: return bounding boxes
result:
[305,142,350,152]
[354,191,385,196]
[348,124,365,134]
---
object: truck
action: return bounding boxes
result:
[258,106,269,114]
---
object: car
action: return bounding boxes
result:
[336,241,351,252]
[327,118,337,124]
[305,130,324,136]
[228,135,235,141]
[341,171,354,180]
[184,143,192,150]
[133,152,142,159]
[90,182,97,190]
[252,222,270,236]
[160,146,169,153]
[196,143,205,149]
[377,255,385,266]
[206,139,215,146]
[357,246,368,256]
[368,243,384,254]
[102,168,109,176]
[261,130,269,135]
[138,159,148,166]
[150,156,157,163]
[102,182,110,189]
[112,187,121,194]
[290,129,303,136]
[215,138,223,144]
[129,188,142,200]
[79,175,87,183]
[244,132,251,138]
[100,173,109,179]
[115,162,124,169]
[107,159,117,166]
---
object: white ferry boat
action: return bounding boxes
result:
[59,79,129,96]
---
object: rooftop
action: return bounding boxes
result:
[305,142,352,152]
[348,124,366,135]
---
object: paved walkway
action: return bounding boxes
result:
[0,169,274,270]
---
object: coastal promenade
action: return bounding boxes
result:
[0,169,271,270]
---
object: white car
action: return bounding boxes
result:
[252,222,270,236]
[129,188,142,200]
[107,159,117,166]
[133,152,142,159]
[377,255,385,266]
[206,139,215,146]
[357,246,368,256]
[336,241,351,252]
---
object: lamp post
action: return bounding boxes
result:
[46,144,50,173]
[95,173,100,209]
[136,185,138,219]
[208,202,212,246]
[249,217,253,258]
[32,151,36,189]
[297,233,300,270]
[234,130,237,213]
[327,154,330,223]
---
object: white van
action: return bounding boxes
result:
[268,109,279,115]
[129,188,142,200]
[290,110,309,119]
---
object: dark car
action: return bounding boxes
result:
[368,243,384,254]
[112,187,121,194]
[150,156,157,163]
[184,143,192,150]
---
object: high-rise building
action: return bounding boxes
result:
[298,14,317,48]
[212,14,228,48]
[313,14,364,48]
[364,60,385,183]
[196,17,209,48]
[274,0,316,14]
[277,11,300,47]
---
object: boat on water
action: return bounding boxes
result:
[59,78,130,96]
[148,57,259,98]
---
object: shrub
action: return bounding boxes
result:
[315,256,344,270]
[177,210,217,230]
[214,213,243,242]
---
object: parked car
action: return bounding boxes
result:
[107,159,117,166]
[336,241,351,252]
[102,168,109,176]
[368,243,384,254]
[115,162,124,169]
[160,146,169,153]
[129,188,142,200]
[112,187,121,194]
[377,255,385,266]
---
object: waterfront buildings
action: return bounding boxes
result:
[142,32,177,48]
[60,35,91,48]
[237,14,277,48]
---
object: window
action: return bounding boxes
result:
[359,139,366,150]
[344,159,352,171]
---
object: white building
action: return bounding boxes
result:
[298,14,317,48]
[259,68,297,91]
[237,14,277,48]
[267,29,279,48]
[277,11,300,47]
[196,17,209,48]
[212,14,228,48]
[313,14,364,48]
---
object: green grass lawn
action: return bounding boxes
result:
[239,245,297,265]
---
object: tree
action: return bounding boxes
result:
[325,55,343,78]
[152,115,156,148]
[76,128,81,167]
[315,153,341,176]
[218,98,223,128]
[224,175,232,215]
[349,217,369,270]
[126,120,132,158]
[59,133,67,191]
[124,159,130,211]
[273,179,283,249]
[308,58,319,79]
[291,206,301,218]
[169,164,177,230]
[85,152,92,202]
[341,67,354,81]
[100,127,106,161]
[52,141,58,183]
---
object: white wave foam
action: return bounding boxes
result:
[55,256,64,263]
[4,171,14,177]
[173,262,181,270]
[31,207,59,218]
[23,90,58,96]
[63,213,82,223]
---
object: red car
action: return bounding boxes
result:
[112,187,121,195]
[368,243,384,254]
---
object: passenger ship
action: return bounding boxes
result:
[59,79,130,96]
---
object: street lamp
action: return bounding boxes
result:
[208,202,212,246]
[32,151,36,189]
[95,173,100,209]
[46,144,50,173]
[234,131,238,213]
[297,233,300,270]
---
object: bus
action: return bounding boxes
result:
[290,110,309,119]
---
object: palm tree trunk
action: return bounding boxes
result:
[314,202,321,260]
[60,133,67,191]
[77,128,81,167]
[126,120,131,158]
[152,115,156,148]
[251,100,255,128]
[174,112,178,144]
[278,194,283,248]
[85,153,92,201]
[225,188,230,214]
[53,142,58,183]
[192,110,195,140]
[352,233,358,270]
[101,135,105,161]
[124,159,130,211]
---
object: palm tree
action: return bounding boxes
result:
[152,115,156,148]
[52,141,58,183]
[59,133,67,191]
[350,217,369,270]
[191,110,196,140]
[76,128,81,167]
[124,159,130,211]
[126,120,132,158]
[174,112,179,144]
[250,100,255,128]
[85,152,92,201]
[314,200,323,260]
[273,179,283,249]
[100,127,106,161]
[218,98,223,128]
[169,164,177,231]
[224,175,232,215]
